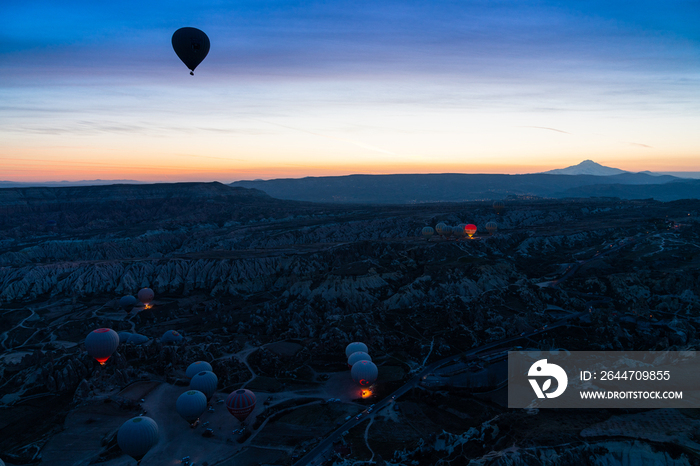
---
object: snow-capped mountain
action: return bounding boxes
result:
[541,160,629,176]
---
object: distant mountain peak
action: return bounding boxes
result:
[541,160,628,176]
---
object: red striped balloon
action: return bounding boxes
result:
[226,389,256,422]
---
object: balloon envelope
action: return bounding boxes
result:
[161,330,183,345]
[351,360,378,386]
[119,295,138,313]
[176,390,208,423]
[118,331,132,345]
[127,333,150,345]
[190,371,218,400]
[465,224,477,237]
[348,351,372,367]
[493,200,505,214]
[186,361,213,379]
[137,288,154,305]
[118,416,158,462]
[485,221,498,234]
[226,389,256,422]
[345,342,368,358]
[421,227,434,238]
[435,223,448,235]
[172,27,210,73]
[85,328,119,365]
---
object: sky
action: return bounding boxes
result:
[1,0,699,182]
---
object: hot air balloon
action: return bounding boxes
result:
[421,226,434,240]
[161,330,183,345]
[119,295,138,314]
[186,361,213,379]
[190,371,218,400]
[465,224,477,238]
[118,331,133,345]
[348,351,372,367]
[452,225,465,238]
[485,222,498,235]
[127,333,150,345]
[85,328,119,366]
[226,389,256,422]
[351,360,378,386]
[172,27,210,75]
[117,416,158,464]
[137,288,154,307]
[493,200,505,215]
[435,222,448,236]
[345,342,369,358]
[176,390,208,426]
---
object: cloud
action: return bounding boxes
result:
[629,142,653,149]
[518,126,570,134]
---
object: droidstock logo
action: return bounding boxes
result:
[528,359,568,399]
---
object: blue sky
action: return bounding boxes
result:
[2,1,699,181]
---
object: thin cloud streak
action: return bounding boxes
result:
[518,126,570,134]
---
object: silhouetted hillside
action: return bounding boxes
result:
[556,179,700,201]
[232,173,680,203]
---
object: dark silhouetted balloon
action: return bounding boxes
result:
[486,221,498,235]
[176,390,208,425]
[118,331,133,345]
[345,342,368,358]
[465,224,477,238]
[186,361,213,379]
[119,295,138,313]
[117,416,158,463]
[226,389,256,422]
[435,222,448,236]
[190,371,218,400]
[421,226,434,240]
[85,328,119,365]
[351,360,378,386]
[172,27,210,75]
[348,351,372,367]
[161,330,183,345]
[128,333,150,345]
[137,288,154,306]
[493,200,505,215]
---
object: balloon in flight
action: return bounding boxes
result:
[345,342,368,358]
[348,351,372,367]
[161,330,183,345]
[118,331,132,345]
[137,288,154,306]
[190,371,218,400]
[117,416,158,464]
[172,27,210,75]
[186,361,213,379]
[485,221,498,235]
[421,226,434,240]
[226,389,257,422]
[493,200,505,215]
[176,390,208,425]
[452,225,465,238]
[85,328,119,365]
[435,223,448,236]
[351,360,378,386]
[119,295,138,313]
[128,333,149,345]
[465,224,477,238]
